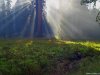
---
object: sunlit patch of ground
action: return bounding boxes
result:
[0,39,100,75]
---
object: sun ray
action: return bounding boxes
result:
[0,3,30,33]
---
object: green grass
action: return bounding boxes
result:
[0,39,100,75]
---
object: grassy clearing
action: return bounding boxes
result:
[0,40,100,75]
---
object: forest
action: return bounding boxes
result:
[0,0,34,38]
[0,0,100,75]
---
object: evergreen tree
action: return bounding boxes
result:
[13,0,31,37]
[0,0,6,17]
[0,0,6,37]
[3,0,12,38]
[81,0,97,5]
[6,0,12,14]
[81,0,100,24]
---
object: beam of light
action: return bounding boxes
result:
[11,0,17,8]
[0,0,100,39]
[0,0,35,38]
[0,0,33,38]
[30,10,36,38]
[20,14,31,38]
[11,0,31,8]
[0,3,30,33]
[0,0,31,26]
[21,6,36,38]
[0,1,31,23]
[45,0,100,40]
[96,0,100,10]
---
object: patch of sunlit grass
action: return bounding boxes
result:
[63,41,100,51]
[25,41,33,47]
[55,35,61,40]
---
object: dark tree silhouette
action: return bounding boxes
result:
[81,0,97,5]
[81,0,100,24]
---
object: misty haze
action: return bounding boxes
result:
[0,0,100,75]
[0,0,100,40]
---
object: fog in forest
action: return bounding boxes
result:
[46,0,100,40]
[0,0,100,40]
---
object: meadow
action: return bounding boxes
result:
[0,39,100,75]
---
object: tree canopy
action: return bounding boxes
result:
[81,0,100,24]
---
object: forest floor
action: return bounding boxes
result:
[0,39,100,75]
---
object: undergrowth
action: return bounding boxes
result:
[0,40,100,75]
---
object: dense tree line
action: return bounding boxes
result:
[0,0,99,38]
[0,0,50,38]
[0,0,52,38]
[0,0,33,38]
